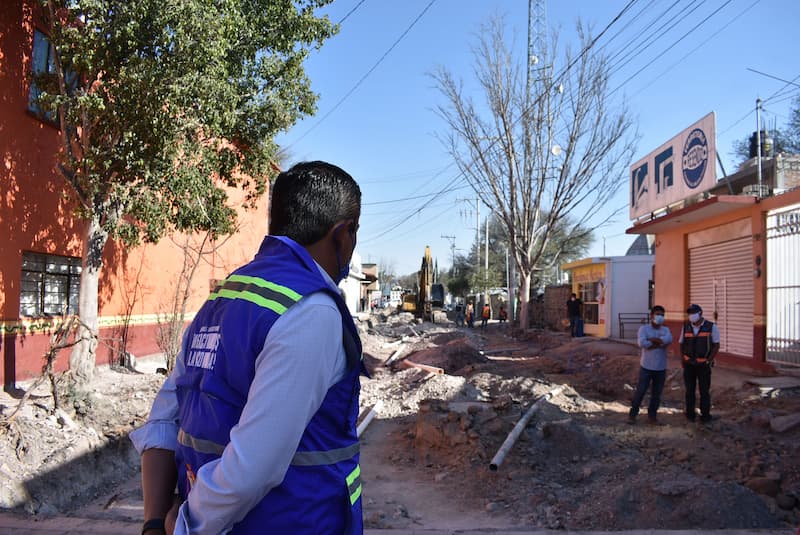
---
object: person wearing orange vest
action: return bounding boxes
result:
[679,303,720,423]
[481,303,491,329]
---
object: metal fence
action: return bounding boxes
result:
[766,203,800,366]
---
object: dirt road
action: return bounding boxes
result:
[1,312,799,532]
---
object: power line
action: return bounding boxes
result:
[609,0,735,96]
[286,0,438,148]
[364,1,637,250]
[360,171,466,244]
[624,0,758,104]
[605,0,701,77]
[719,71,800,137]
[337,0,368,25]
[364,182,468,206]
[746,68,800,90]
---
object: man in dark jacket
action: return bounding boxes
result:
[566,293,582,337]
[680,303,720,423]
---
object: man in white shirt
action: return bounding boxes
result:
[131,161,365,535]
[628,305,673,425]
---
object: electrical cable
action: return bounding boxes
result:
[337,0,368,25]
[624,0,759,103]
[609,0,735,96]
[285,0,438,148]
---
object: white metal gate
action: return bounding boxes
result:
[689,237,753,357]
[767,204,800,366]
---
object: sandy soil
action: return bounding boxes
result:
[1,310,799,531]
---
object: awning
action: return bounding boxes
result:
[626,195,757,235]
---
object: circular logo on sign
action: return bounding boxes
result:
[682,128,708,189]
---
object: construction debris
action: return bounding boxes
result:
[1,308,798,533]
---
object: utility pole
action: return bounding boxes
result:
[756,97,763,194]
[457,197,482,288]
[484,217,489,281]
[441,235,456,274]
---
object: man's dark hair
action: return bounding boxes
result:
[269,161,361,245]
[651,305,665,314]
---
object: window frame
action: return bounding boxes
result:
[28,28,57,121]
[577,282,600,325]
[20,252,82,318]
[28,28,77,123]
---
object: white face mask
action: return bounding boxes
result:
[689,313,701,323]
[653,315,665,325]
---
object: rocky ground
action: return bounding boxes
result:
[1,309,800,531]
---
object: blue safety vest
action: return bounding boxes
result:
[174,235,365,534]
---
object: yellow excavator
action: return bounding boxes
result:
[417,245,445,322]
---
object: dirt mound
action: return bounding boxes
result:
[569,471,783,530]
[398,338,488,374]
[0,367,163,514]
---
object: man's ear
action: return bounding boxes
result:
[331,220,350,246]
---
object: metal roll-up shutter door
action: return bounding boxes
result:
[689,237,753,357]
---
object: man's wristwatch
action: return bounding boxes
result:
[142,518,166,535]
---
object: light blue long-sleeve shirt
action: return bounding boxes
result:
[637,323,673,371]
[129,262,348,535]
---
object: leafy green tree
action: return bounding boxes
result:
[731,96,800,164]
[788,96,800,153]
[396,272,418,291]
[464,213,592,298]
[34,0,336,382]
[446,252,473,299]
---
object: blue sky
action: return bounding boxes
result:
[276,0,800,276]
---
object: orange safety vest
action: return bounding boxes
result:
[482,306,490,319]
[682,320,714,364]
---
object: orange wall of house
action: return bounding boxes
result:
[651,187,800,370]
[97,188,268,321]
[1,2,271,384]
[0,1,85,318]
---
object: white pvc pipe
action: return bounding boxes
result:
[489,385,565,471]
[357,400,384,437]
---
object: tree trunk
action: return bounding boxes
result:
[518,271,531,331]
[69,215,108,383]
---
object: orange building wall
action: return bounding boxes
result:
[1,2,270,385]
[650,187,800,372]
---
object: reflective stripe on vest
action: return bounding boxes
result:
[346,464,362,505]
[208,274,302,314]
[683,323,712,362]
[290,442,360,466]
[178,428,225,456]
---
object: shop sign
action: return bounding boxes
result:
[630,112,716,220]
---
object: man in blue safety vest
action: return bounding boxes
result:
[131,161,366,535]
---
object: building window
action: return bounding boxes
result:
[28,29,76,121]
[28,29,56,120]
[578,282,600,325]
[20,252,82,317]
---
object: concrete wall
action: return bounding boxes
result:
[609,257,654,339]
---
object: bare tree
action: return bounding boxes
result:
[432,18,636,329]
[155,229,239,372]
